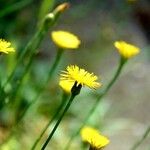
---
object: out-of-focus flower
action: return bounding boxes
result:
[60,65,101,91]
[114,41,140,59]
[81,126,109,150]
[51,31,80,49]
[0,39,15,54]
[59,80,74,94]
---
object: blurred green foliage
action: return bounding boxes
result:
[0,0,150,150]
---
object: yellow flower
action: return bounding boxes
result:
[81,126,109,149]
[59,80,74,93]
[60,65,101,90]
[51,31,80,49]
[0,39,15,54]
[114,41,140,59]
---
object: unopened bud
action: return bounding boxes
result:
[54,2,70,13]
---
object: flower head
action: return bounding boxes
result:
[81,126,109,150]
[114,41,140,59]
[59,80,74,94]
[60,65,101,91]
[0,39,15,54]
[51,31,80,49]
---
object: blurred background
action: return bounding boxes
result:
[0,0,150,149]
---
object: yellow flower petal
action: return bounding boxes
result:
[81,126,110,149]
[51,31,81,49]
[59,80,74,93]
[114,41,140,59]
[0,39,15,54]
[60,65,101,90]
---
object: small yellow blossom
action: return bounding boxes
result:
[81,126,109,149]
[60,65,101,90]
[59,80,74,93]
[114,41,140,59]
[0,39,15,54]
[51,31,80,49]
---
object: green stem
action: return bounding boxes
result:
[0,49,63,146]
[16,49,64,122]
[4,16,51,90]
[38,0,56,21]
[0,0,34,18]
[130,125,150,150]
[41,82,82,150]
[41,94,76,150]
[0,18,49,98]
[103,57,126,93]
[31,92,68,150]
[0,3,65,98]
[64,57,126,150]
[12,54,37,110]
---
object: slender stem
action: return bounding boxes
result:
[12,54,37,111]
[13,49,64,115]
[38,0,56,21]
[0,49,63,146]
[2,19,46,91]
[103,57,126,93]
[16,49,64,123]
[41,94,76,150]
[4,17,52,100]
[130,125,150,150]
[0,3,65,97]
[31,92,68,150]
[64,57,126,150]
[41,81,82,150]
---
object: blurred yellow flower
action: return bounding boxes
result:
[0,39,15,54]
[60,65,101,90]
[81,126,109,150]
[59,80,74,93]
[51,31,80,49]
[114,41,140,59]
